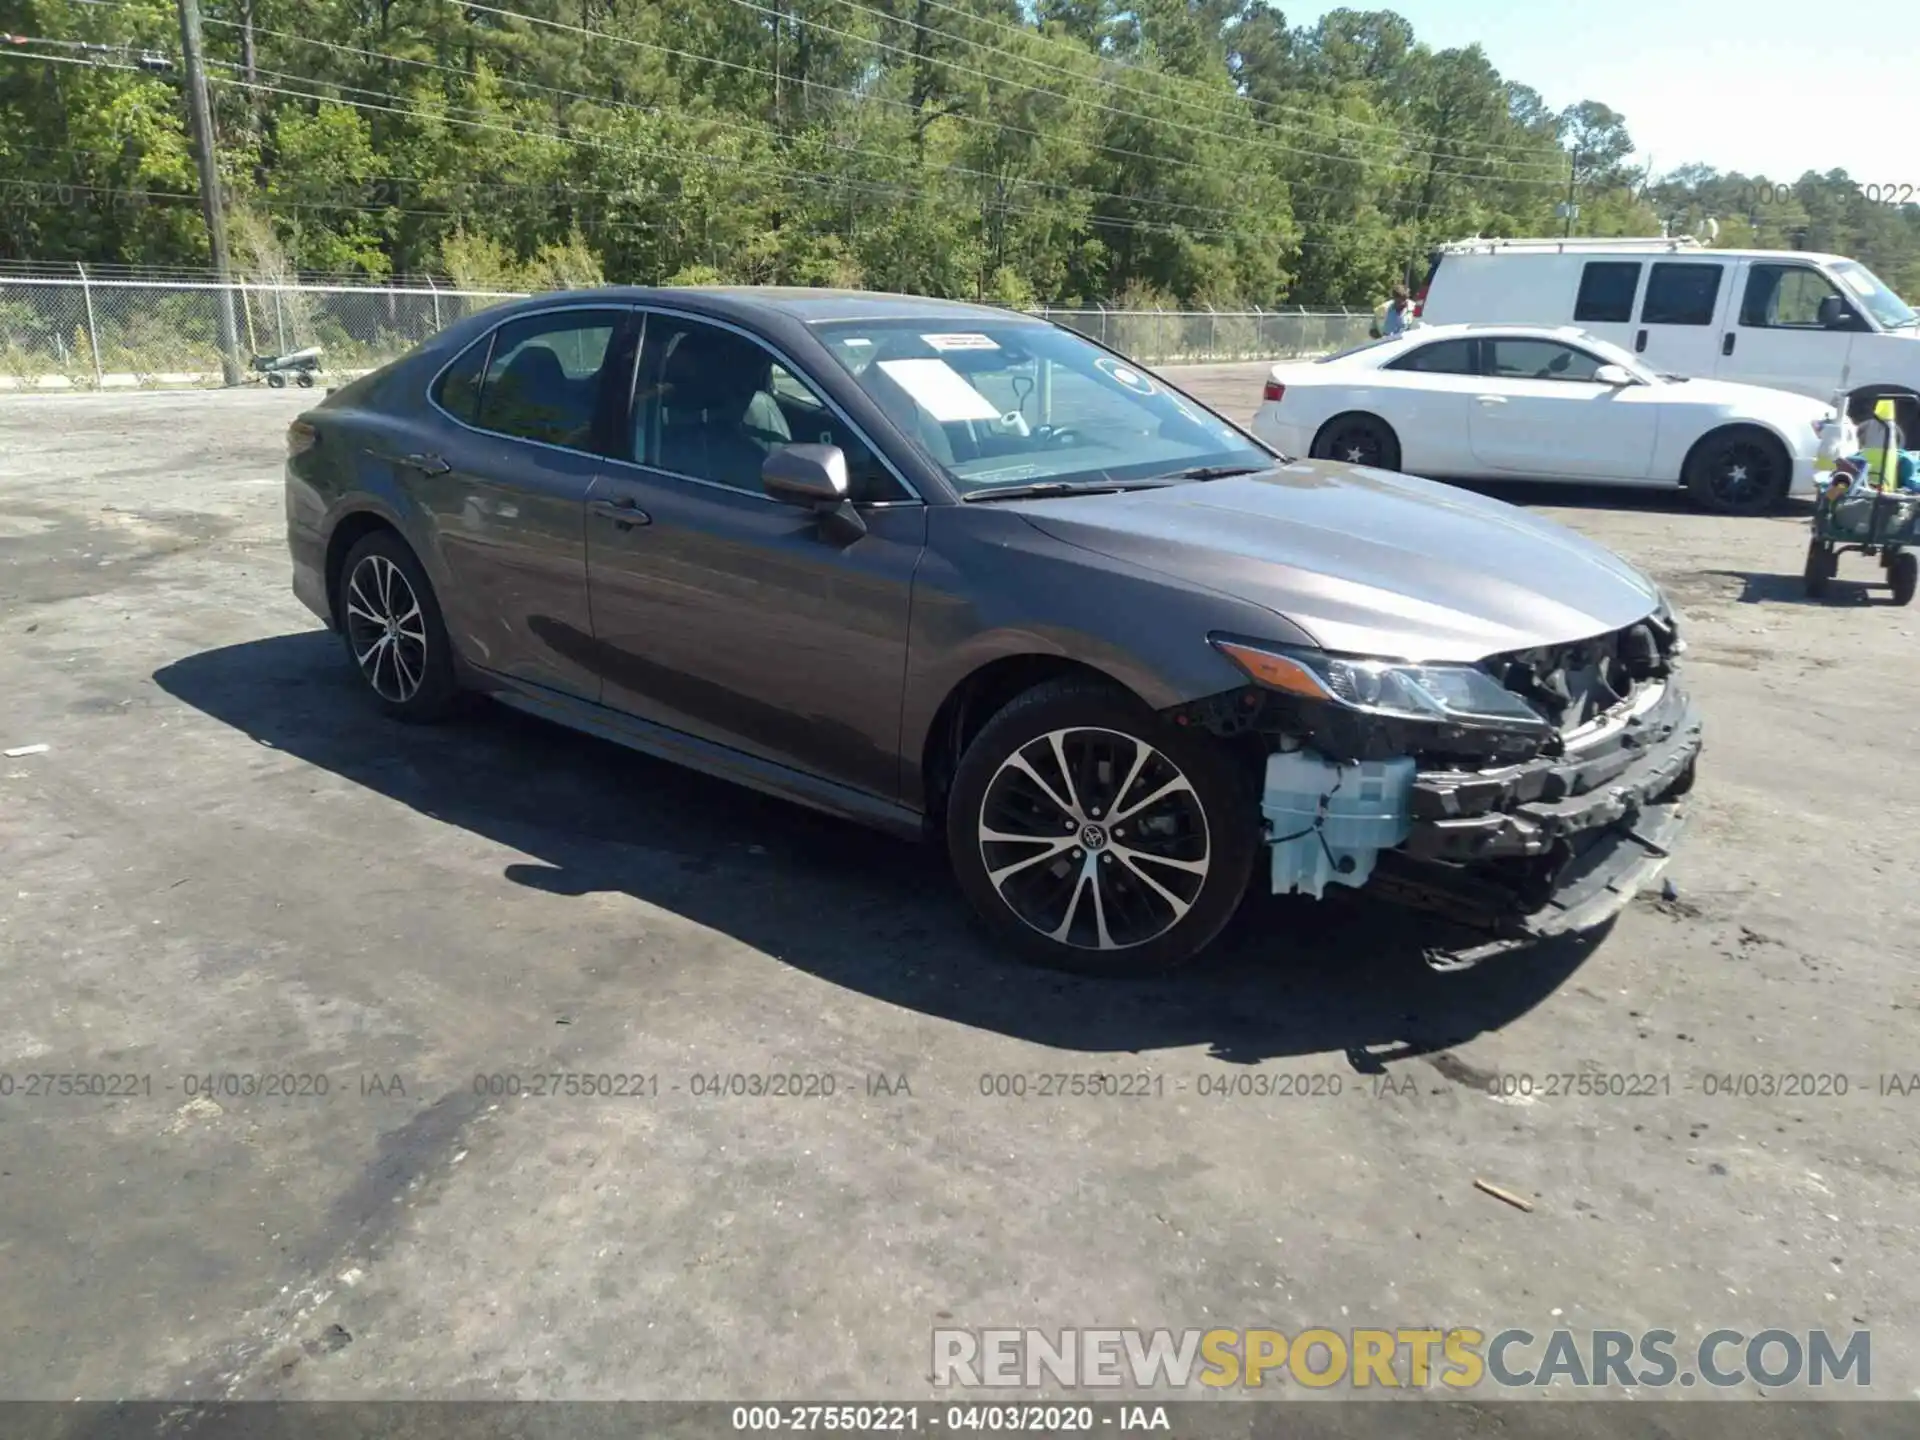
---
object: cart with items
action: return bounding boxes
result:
[1804,387,1920,604]
[250,345,323,388]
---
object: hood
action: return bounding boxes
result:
[1658,375,1834,416]
[1010,462,1662,662]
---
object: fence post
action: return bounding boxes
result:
[76,262,104,390]
[1096,303,1107,347]
[1207,305,1216,360]
[273,284,287,354]
[425,273,442,331]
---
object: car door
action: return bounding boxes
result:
[1369,336,1482,473]
[1715,261,1859,400]
[1629,260,1729,377]
[416,305,635,701]
[1467,337,1662,481]
[581,308,925,801]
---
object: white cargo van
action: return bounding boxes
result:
[1416,237,1920,413]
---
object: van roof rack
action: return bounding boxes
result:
[1435,236,1705,254]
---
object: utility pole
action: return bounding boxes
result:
[176,0,244,384]
[1562,147,1579,238]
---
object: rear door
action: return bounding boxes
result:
[1467,337,1663,481]
[1715,261,1857,399]
[1630,260,1730,377]
[416,305,634,701]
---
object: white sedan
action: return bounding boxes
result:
[1249,323,1850,515]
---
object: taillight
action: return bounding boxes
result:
[1263,380,1286,403]
[287,420,318,456]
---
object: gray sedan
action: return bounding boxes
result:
[284,287,1701,972]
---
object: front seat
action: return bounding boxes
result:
[657,341,793,490]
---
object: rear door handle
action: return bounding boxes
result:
[1475,395,1507,405]
[1721,332,1736,356]
[590,497,651,528]
[400,452,450,475]
[1634,329,1648,353]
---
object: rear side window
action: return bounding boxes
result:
[475,309,623,451]
[432,335,490,424]
[1641,263,1723,326]
[1386,338,1478,374]
[1575,262,1641,323]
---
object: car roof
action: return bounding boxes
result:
[1378,323,1605,344]
[512,285,1044,326]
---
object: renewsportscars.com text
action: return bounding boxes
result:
[931,1326,1871,1391]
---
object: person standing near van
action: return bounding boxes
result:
[1382,283,1411,337]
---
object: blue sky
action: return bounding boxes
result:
[1281,0,1920,184]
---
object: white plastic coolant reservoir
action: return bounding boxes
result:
[1262,750,1415,899]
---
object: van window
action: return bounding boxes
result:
[1640,263,1723,326]
[1740,264,1846,328]
[1574,262,1641,324]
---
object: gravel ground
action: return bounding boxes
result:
[1,371,1916,1423]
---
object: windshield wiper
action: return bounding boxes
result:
[1153,464,1267,481]
[961,479,1177,503]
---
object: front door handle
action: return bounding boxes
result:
[590,497,651,528]
[1722,332,1736,356]
[1475,395,1507,405]
[1634,329,1648,353]
[400,452,451,475]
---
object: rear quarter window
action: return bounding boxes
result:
[432,334,491,423]
[1385,338,1479,374]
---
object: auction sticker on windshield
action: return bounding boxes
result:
[922,333,1000,351]
[1096,356,1158,394]
[877,358,1004,423]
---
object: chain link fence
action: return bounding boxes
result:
[0,274,1374,390]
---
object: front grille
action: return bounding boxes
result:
[1487,613,1680,743]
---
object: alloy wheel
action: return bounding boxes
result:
[1709,440,1778,508]
[343,553,429,704]
[977,727,1211,952]
[1330,425,1380,466]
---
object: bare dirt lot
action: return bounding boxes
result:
[2,371,1917,1423]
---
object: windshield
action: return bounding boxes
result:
[1831,261,1919,329]
[810,318,1272,494]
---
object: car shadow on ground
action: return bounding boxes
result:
[1448,477,1817,520]
[154,631,1606,1069]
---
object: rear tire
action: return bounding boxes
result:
[1311,414,1401,473]
[944,678,1258,975]
[1685,427,1791,516]
[336,530,461,722]
[1804,539,1835,598]
[267,371,287,389]
[1890,551,1918,606]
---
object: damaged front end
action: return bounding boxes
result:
[1167,608,1701,959]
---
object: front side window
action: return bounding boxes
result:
[810,319,1268,494]
[1575,261,1642,323]
[472,309,621,451]
[1486,339,1605,382]
[629,315,897,500]
[1740,265,1848,328]
[1385,338,1478,374]
[1640,263,1723,326]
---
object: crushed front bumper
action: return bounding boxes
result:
[1368,681,1703,948]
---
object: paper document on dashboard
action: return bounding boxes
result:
[876,358,1004,423]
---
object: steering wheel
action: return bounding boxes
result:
[1036,425,1085,447]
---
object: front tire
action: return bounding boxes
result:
[1685,427,1791,515]
[944,678,1258,974]
[337,530,461,722]
[1311,413,1401,472]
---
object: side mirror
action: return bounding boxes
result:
[1818,296,1858,330]
[1592,364,1636,387]
[762,443,849,506]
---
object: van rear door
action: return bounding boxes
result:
[1630,259,1732,378]
[1714,260,1856,400]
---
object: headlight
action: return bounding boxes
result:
[1211,637,1552,736]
